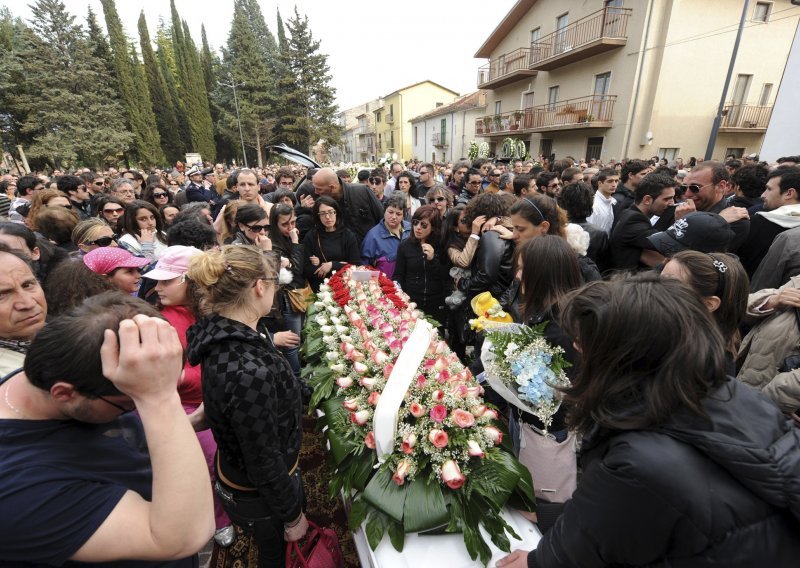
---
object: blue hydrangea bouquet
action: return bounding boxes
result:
[482,323,571,434]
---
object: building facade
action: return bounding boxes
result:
[474,0,800,163]
[409,91,488,163]
[329,99,382,164]
[373,81,459,161]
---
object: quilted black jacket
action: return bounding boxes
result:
[530,379,800,567]
[186,314,303,523]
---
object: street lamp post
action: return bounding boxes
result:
[218,73,248,168]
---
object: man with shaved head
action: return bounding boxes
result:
[312,168,383,243]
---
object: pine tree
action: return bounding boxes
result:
[100,0,163,166]
[86,6,115,80]
[13,0,133,168]
[0,8,29,151]
[155,20,191,149]
[170,0,215,161]
[138,11,183,163]
[279,7,342,153]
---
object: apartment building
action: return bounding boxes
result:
[474,0,800,163]
[329,99,382,163]
[408,91,487,163]
[373,81,459,161]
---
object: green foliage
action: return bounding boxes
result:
[402,473,449,533]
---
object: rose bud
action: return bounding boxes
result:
[472,404,487,418]
[353,361,369,375]
[392,459,411,486]
[329,363,346,373]
[423,358,436,370]
[451,384,468,398]
[409,402,426,418]
[364,431,376,449]
[334,325,349,335]
[483,408,499,421]
[340,342,355,355]
[435,340,448,354]
[441,460,465,490]
[434,356,448,372]
[431,390,445,402]
[466,386,482,399]
[428,428,449,449]
[350,410,370,425]
[342,398,359,411]
[367,391,381,406]
[401,432,417,454]
[467,440,485,458]
[416,374,426,388]
[429,404,447,422]
[325,352,339,362]
[451,408,476,428]
[389,339,403,352]
[349,350,366,362]
[371,351,389,365]
[383,364,395,379]
[336,377,353,389]
[360,377,377,390]
[485,426,503,445]
[436,370,451,384]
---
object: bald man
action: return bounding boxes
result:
[311,168,383,243]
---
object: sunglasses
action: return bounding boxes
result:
[93,181,105,186]
[245,223,269,233]
[103,207,124,215]
[88,235,118,247]
[467,181,482,186]
[369,177,384,184]
[432,196,447,202]
[679,183,713,193]
[412,219,430,228]
[152,192,168,198]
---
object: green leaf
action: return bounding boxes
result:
[402,473,449,533]
[469,449,521,510]
[347,498,369,531]
[387,518,405,551]
[362,466,407,524]
[365,508,388,550]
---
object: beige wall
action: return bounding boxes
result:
[477,0,800,162]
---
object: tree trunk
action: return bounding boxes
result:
[255,128,263,168]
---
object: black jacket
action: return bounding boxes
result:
[457,231,515,300]
[336,178,384,244]
[186,314,303,523]
[530,379,800,568]
[302,227,361,291]
[393,239,449,313]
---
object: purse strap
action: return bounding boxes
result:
[285,520,322,568]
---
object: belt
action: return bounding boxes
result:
[215,453,299,492]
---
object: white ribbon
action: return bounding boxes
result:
[373,319,433,462]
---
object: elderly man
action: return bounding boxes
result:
[311,168,383,243]
[0,292,213,564]
[109,178,136,205]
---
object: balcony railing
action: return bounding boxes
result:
[529,7,631,71]
[719,104,773,131]
[477,47,537,89]
[475,95,616,135]
[432,132,448,147]
[356,144,368,154]
[355,125,368,135]
[386,114,395,124]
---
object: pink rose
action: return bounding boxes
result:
[342,398,358,411]
[436,369,451,384]
[336,376,353,389]
[363,339,376,352]
[451,384,468,398]
[360,376,377,390]
[365,431,376,449]
[416,374,426,388]
[429,404,447,422]
[428,428,449,449]
[423,358,436,370]
[340,342,355,355]
[451,408,475,428]
[389,339,403,352]
[483,408,499,421]
[383,364,394,379]
[434,356,448,372]
[431,390,445,402]
[367,391,381,406]
[371,351,389,365]
[441,460,465,490]
[392,459,411,486]
[467,440,485,458]
[466,386,482,398]
[353,361,369,375]
[409,402,426,418]
[350,410,370,425]
[472,404,487,418]
[401,432,417,454]
[485,426,503,445]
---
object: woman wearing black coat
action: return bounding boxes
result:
[302,196,360,291]
[497,275,800,568]
[393,204,449,326]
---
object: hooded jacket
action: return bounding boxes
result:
[186,314,303,523]
[531,379,800,568]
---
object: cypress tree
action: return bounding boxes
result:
[155,20,191,149]
[0,9,29,150]
[138,11,183,163]
[100,0,162,166]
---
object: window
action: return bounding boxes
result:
[414,126,418,146]
[530,27,540,44]
[555,13,570,54]
[657,148,679,161]
[522,92,535,109]
[495,101,502,115]
[759,83,773,106]
[586,137,604,162]
[753,2,772,23]
[376,111,382,123]
[440,118,447,139]
[539,138,553,160]
[378,133,382,149]
[547,86,559,110]
[725,147,745,159]
[389,131,394,149]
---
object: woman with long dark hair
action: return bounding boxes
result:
[117,200,168,260]
[302,196,360,291]
[497,275,800,568]
[186,245,308,567]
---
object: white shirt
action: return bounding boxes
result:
[588,192,616,235]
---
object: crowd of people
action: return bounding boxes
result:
[1,149,800,567]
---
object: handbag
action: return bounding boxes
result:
[286,283,313,313]
[778,308,800,373]
[285,520,344,568]
[517,424,578,504]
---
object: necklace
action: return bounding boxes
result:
[3,380,22,415]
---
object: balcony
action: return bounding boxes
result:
[356,144,368,155]
[475,95,616,135]
[432,132,448,147]
[529,7,631,71]
[386,114,395,124]
[355,125,368,135]
[719,103,773,132]
[477,47,537,89]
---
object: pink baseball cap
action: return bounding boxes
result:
[83,247,149,275]
[142,246,202,280]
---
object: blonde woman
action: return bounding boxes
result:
[71,218,118,256]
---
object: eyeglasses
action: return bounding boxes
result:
[103,207,124,215]
[547,182,561,189]
[369,177,384,185]
[253,276,279,288]
[412,219,430,228]
[152,192,168,198]
[94,393,134,414]
[419,170,429,176]
[87,235,118,247]
[432,196,447,203]
[93,181,105,187]
[679,182,713,194]
[490,173,501,177]
[245,223,269,233]
[318,210,336,218]
[466,181,482,186]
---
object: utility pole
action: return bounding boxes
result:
[218,73,248,168]
[705,0,750,161]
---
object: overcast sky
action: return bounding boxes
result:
[10,0,517,111]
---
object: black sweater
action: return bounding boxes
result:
[302,227,361,291]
